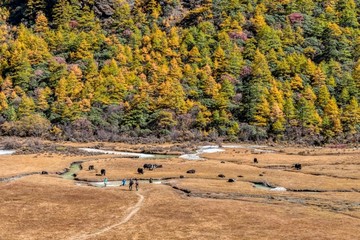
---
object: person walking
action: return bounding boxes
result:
[122,178,126,186]
[135,179,139,191]
[104,177,108,187]
[129,178,134,191]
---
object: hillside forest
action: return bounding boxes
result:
[0,0,360,143]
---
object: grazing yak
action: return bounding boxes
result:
[137,168,144,174]
[294,163,302,170]
[88,165,94,171]
[253,158,258,163]
[143,164,162,170]
[228,178,236,182]
[187,169,196,174]
[143,163,152,169]
[101,169,106,176]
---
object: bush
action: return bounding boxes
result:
[18,114,51,137]
[1,137,22,149]
[63,118,95,142]
[0,114,51,137]
[238,123,267,141]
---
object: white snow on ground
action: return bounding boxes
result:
[76,180,162,187]
[0,150,16,155]
[222,145,245,148]
[252,149,276,153]
[270,187,287,192]
[223,144,275,153]
[79,148,155,158]
[179,146,224,160]
[179,154,203,160]
[223,145,269,149]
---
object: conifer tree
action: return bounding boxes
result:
[34,12,49,34]
[26,0,47,22]
[290,74,304,91]
[18,95,36,117]
[0,92,8,112]
[297,97,322,134]
[317,85,331,110]
[341,98,360,134]
[322,97,342,137]
[52,0,73,28]
[284,97,297,127]
[252,95,270,127]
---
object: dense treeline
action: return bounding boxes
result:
[0,0,359,143]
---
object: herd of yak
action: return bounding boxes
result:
[73,158,301,179]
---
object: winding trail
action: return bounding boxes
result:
[70,191,144,240]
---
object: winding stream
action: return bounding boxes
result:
[76,179,162,188]
[61,161,83,180]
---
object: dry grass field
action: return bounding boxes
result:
[0,142,359,239]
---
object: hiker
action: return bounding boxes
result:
[122,178,126,186]
[135,179,139,191]
[129,178,134,191]
[104,177,108,187]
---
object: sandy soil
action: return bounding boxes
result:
[0,142,359,239]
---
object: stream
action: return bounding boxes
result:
[76,179,162,188]
[62,146,228,186]
[252,182,287,191]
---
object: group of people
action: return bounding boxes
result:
[128,178,139,191]
[103,177,139,191]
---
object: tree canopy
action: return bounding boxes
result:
[0,0,359,143]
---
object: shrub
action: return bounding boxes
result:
[1,137,22,149]
[0,114,51,137]
[18,114,51,137]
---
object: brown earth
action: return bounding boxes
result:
[0,142,359,239]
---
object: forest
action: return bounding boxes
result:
[0,0,359,143]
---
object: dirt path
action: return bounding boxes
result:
[70,191,144,240]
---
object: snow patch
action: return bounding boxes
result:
[179,146,224,160]
[222,145,275,153]
[270,187,287,192]
[0,150,16,155]
[79,148,155,158]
